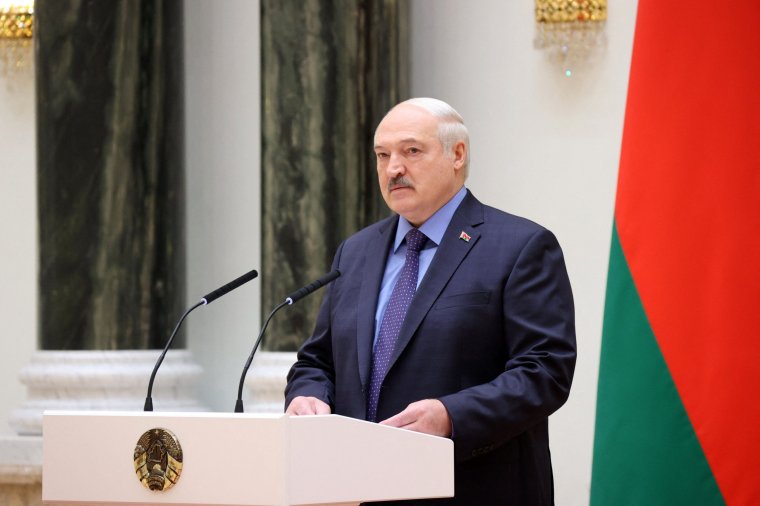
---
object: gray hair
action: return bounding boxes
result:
[403,97,471,178]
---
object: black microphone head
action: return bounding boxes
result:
[285,269,341,305]
[202,269,258,305]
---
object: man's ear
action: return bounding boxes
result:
[452,140,467,171]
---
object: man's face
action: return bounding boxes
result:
[374,104,466,227]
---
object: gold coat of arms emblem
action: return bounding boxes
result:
[133,428,183,491]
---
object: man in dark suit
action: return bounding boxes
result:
[285,98,576,505]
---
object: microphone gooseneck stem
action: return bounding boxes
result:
[144,300,205,412]
[234,300,290,413]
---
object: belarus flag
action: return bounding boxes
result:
[590,0,760,504]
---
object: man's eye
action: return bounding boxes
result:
[376,152,389,159]
[408,147,420,154]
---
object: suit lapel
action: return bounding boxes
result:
[356,216,398,390]
[386,192,485,374]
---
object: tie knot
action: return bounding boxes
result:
[405,228,428,253]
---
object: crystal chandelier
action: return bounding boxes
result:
[534,0,607,77]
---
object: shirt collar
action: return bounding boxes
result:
[393,186,468,252]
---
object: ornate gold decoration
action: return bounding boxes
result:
[534,0,607,77]
[535,0,607,24]
[134,428,184,491]
[0,2,34,39]
[0,2,33,80]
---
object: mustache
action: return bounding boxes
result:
[388,176,413,192]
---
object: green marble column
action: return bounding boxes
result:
[261,0,408,351]
[36,0,185,350]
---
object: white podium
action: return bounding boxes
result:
[42,411,454,505]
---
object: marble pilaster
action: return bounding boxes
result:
[261,0,409,351]
[36,0,185,350]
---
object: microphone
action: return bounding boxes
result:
[234,269,341,413]
[285,269,341,305]
[144,269,258,411]
[202,269,259,305]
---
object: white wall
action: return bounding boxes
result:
[0,62,37,435]
[408,1,638,504]
[184,0,262,412]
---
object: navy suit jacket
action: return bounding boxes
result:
[285,191,576,506]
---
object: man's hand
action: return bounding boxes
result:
[379,399,452,437]
[285,396,332,415]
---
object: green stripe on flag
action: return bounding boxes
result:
[591,223,724,506]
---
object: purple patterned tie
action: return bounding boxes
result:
[367,228,428,422]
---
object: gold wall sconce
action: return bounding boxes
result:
[534,0,607,77]
[1,2,33,39]
[1,1,34,79]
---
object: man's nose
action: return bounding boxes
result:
[387,153,406,176]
